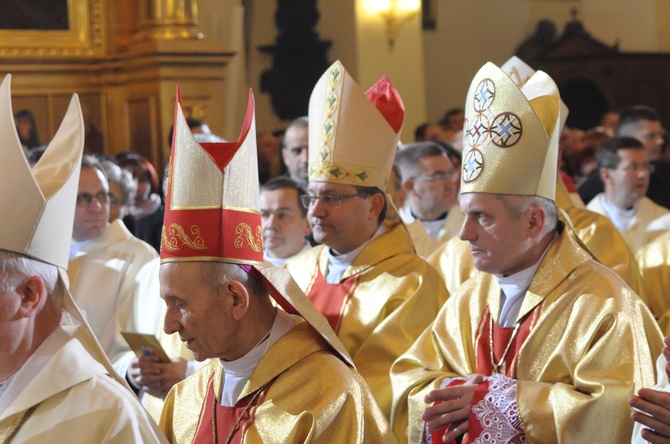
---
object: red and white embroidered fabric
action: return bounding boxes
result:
[425,374,526,444]
[470,374,525,444]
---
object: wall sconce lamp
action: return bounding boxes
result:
[369,0,421,48]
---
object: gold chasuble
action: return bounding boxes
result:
[638,230,670,333]
[287,219,449,417]
[391,227,662,443]
[161,320,392,443]
[287,60,449,418]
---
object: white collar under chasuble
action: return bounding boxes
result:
[493,236,555,327]
[219,309,295,406]
[325,223,388,284]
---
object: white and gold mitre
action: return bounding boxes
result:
[0,74,84,267]
[460,61,560,200]
[161,87,263,265]
[308,60,404,190]
[163,86,355,367]
[501,56,570,205]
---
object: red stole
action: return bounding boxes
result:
[193,377,270,444]
[474,305,539,377]
[431,303,542,444]
[307,266,360,334]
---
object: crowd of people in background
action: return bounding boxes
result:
[5,55,670,443]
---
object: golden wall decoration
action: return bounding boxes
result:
[0,0,104,57]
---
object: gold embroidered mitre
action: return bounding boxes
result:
[0,74,84,268]
[308,60,404,190]
[161,87,263,265]
[461,62,560,200]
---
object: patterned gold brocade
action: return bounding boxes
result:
[638,231,670,333]
[426,236,475,296]
[391,228,662,443]
[286,220,449,418]
[160,320,394,443]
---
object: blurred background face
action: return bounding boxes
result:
[257,133,280,164]
[282,125,309,186]
[631,119,665,161]
[260,188,311,259]
[407,155,458,220]
[15,117,32,140]
[603,148,651,209]
[73,167,110,242]
[131,173,152,206]
[107,181,124,221]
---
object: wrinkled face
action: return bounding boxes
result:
[603,148,651,209]
[630,119,665,161]
[281,126,309,186]
[161,262,240,361]
[407,155,458,220]
[0,276,21,347]
[459,193,534,276]
[260,188,311,259]
[306,181,377,255]
[73,167,110,242]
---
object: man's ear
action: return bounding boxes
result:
[226,280,250,321]
[402,178,414,193]
[599,167,612,185]
[527,205,547,238]
[17,275,48,318]
[369,192,386,221]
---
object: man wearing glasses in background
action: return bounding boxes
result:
[285,61,448,419]
[395,142,463,258]
[68,155,163,381]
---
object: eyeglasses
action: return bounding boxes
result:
[300,193,367,209]
[413,171,459,183]
[76,191,110,207]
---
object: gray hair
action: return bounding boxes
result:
[199,262,270,299]
[396,142,452,181]
[0,249,60,308]
[99,160,135,207]
[498,194,558,233]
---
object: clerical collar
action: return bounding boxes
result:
[264,240,312,268]
[219,309,295,406]
[325,223,388,284]
[410,208,448,222]
[494,233,555,327]
[600,194,636,233]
